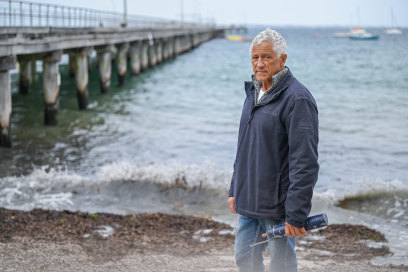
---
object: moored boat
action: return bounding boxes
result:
[226,35,250,42]
[384,28,402,35]
[348,27,379,40]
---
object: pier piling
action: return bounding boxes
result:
[42,51,62,126]
[130,42,141,76]
[156,40,163,64]
[174,37,181,55]
[140,42,149,71]
[168,38,175,59]
[74,48,91,110]
[148,42,157,68]
[116,43,129,86]
[97,46,113,94]
[0,56,16,147]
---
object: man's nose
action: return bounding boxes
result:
[256,59,265,68]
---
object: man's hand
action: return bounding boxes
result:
[228,197,237,214]
[285,222,307,237]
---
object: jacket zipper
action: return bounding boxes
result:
[247,91,283,124]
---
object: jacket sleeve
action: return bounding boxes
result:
[285,98,319,228]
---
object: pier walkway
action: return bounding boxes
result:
[0,0,225,147]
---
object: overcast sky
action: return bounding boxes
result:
[29,0,408,27]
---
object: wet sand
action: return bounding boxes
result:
[1,208,407,271]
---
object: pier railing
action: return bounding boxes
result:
[0,0,206,29]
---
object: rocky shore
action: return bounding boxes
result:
[1,208,407,271]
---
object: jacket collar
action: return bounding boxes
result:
[245,67,294,105]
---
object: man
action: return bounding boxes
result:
[228,28,319,272]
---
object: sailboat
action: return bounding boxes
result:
[385,7,402,35]
[349,27,379,40]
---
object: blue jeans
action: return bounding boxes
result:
[234,215,297,272]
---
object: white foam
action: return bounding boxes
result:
[313,177,408,202]
[96,160,232,191]
[0,166,87,211]
[351,178,407,193]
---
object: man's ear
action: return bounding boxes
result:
[280,54,287,68]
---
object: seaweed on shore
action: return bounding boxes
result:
[297,224,390,261]
[0,208,234,261]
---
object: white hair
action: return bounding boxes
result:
[249,28,287,57]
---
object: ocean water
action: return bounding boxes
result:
[1,26,407,266]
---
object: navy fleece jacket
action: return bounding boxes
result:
[229,68,319,228]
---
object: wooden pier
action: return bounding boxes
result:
[0,0,225,147]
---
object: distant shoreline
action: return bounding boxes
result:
[1,208,406,271]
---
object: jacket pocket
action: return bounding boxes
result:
[255,173,281,212]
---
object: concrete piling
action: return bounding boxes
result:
[140,42,149,71]
[0,56,16,147]
[97,46,113,94]
[174,37,180,55]
[162,40,168,61]
[74,48,91,110]
[187,35,193,51]
[116,43,129,85]
[148,42,157,68]
[168,38,175,59]
[156,40,163,64]
[0,71,12,147]
[42,51,62,126]
[18,58,31,94]
[130,42,141,76]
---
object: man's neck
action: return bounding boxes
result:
[261,79,273,91]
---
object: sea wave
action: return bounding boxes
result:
[96,160,232,191]
[0,166,87,211]
[0,162,232,212]
[314,178,408,227]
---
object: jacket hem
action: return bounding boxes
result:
[236,207,286,220]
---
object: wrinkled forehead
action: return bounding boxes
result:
[251,41,276,54]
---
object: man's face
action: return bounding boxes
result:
[251,42,287,83]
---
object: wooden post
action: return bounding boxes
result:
[140,41,149,71]
[130,42,141,76]
[162,40,168,61]
[148,41,157,67]
[0,56,16,147]
[187,34,193,51]
[116,43,129,85]
[174,37,180,56]
[167,38,175,59]
[156,40,163,64]
[42,51,62,126]
[96,45,113,94]
[74,48,92,110]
